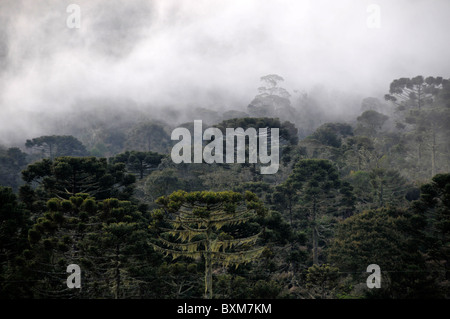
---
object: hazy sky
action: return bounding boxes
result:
[1,0,450,145]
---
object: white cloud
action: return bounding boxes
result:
[0,0,449,145]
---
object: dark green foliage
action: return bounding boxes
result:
[310,123,353,148]
[125,121,171,154]
[328,207,437,298]
[355,110,389,136]
[306,264,340,299]
[25,135,88,159]
[0,187,32,298]
[0,74,449,299]
[21,156,135,201]
[384,76,450,179]
[384,76,444,110]
[411,173,450,297]
[110,150,165,179]
[0,147,28,191]
[151,190,266,299]
[25,194,160,298]
[285,159,351,265]
[214,117,299,145]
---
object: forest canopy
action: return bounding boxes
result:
[0,75,449,299]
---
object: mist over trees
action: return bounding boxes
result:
[0,73,449,299]
[0,0,450,302]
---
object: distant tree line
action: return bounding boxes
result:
[0,75,449,299]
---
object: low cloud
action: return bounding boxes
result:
[1,0,449,146]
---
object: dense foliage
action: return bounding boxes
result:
[0,75,449,299]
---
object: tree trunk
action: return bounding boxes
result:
[312,197,319,265]
[417,142,422,168]
[204,228,213,299]
[431,129,437,178]
[379,180,384,208]
[357,149,361,171]
[72,168,77,196]
[312,225,319,265]
[417,85,422,110]
[115,244,120,299]
[288,198,293,226]
[205,252,212,299]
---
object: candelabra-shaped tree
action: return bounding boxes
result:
[150,190,266,299]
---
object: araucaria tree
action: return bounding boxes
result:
[21,156,136,201]
[286,159,351,265]
[150,190,266,299]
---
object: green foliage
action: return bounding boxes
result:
[328,207,435,298]
[25,135,88,159]
[110,150,165,179]
[21,156,136,201]
[151,190,266,299]
[310,122,353,148]
[125,121,171,154]
[214,117,299,145]
[0,187,31,298]
[0,74,449,299]
[250,279,282,298]
[355,110,389,137]
[384,76,445,110]
[0,147,28,191]
[285,159,353,264]
[306,264,340,299]
[384,76,450,179]
[412,173,450,297]
[25,194,158,298]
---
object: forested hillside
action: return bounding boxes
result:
[1,75,449,299]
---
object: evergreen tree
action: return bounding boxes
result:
[125,122,171,154]
[247,74,296,122]
[412,173,450,297]
[21,156,136,201]
[286,159,352,265]
[384,76,450,179]
[328,207,436,298]
[355,110,389,137]
[0,147,28,191]
[26,194,95,298]
[306,264,340,299]
[25,135,88,159]
[0,187,32,298]
[150,190,266,299]
[26,194,156,298]
[111,150,165,180]
[84,198,155,298]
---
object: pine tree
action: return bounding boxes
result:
[328,207,436,298]
[0,186,32,298]
[384,76,450,179]
[25,135,88,159]
[286,159,351,265]
[84,198,154,299]
[412,173,450,297]
[27,194,155,298]
[150,190,266,299]
[110,150,165,180]
[21,156,136,201]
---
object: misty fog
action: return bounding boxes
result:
[1,0,450,146]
